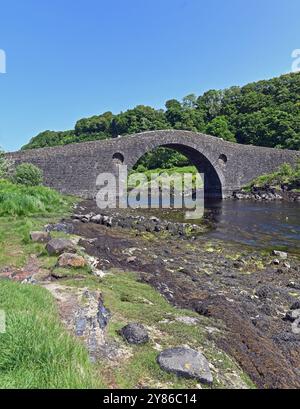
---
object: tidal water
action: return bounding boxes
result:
[205,200,300,252]
[144,200,300,252]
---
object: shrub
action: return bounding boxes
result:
[12,163,43,186]
[245,160,300,190]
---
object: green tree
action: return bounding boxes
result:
[206,116,236,142]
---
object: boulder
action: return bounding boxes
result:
[30,231,51,243]
[91,214,103,224]
[120,323,149,345]
[272,250,288,259]
[157,347,213,384]
[58,253,86,268]
[46,238,75,256]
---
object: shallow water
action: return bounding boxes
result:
[205,200,300,251]
[142,200,300,251]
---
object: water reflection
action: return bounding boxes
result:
[140,200,300,251]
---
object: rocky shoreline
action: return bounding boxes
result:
[70,201,212,238]
[4,198,300,388]
[61,200,300,389]
[233,186,300,202]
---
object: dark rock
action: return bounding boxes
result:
[46,238,75,256]
[157,347,213,384]
[255,285,271,300]
[283,310,299,323]
[45,222,74,234]
[120,323,149,345]
[194,301,211,317]
[97,298,110,329]
[291,301,300,310]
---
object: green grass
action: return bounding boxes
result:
[0,280,104,389]
[0,188,104,389]
[0,179,75,217]
[0,216,75,268]
[244,161,300,191]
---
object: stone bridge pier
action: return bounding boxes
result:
[7,130,300,199]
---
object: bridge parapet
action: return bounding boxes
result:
[7,130,300,199]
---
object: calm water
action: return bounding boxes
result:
[205,200,300,251]
[143,200,300,251]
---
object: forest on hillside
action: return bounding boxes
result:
[21,72,300,169]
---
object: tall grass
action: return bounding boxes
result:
[0,280,103,389]
[0,180,74,217]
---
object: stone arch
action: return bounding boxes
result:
[126,141,224,199]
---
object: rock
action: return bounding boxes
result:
[58,253,86,268]
[255,285,271,299]
[102,216,113,227]
[157,347,213,384]
[291,301,300,310]
[273,259,280,265]
[283,310,300,323]
[71,214,84,220]
[46,238,75,256]
[287,282,300,290]
[283,262,291,269]
[150,216,160,222]
[233,261,244,269]
[97,298,111,329]
[120,323,149,345]
[272,250,288,259]
[91,214,103,224]
[45,222,74,234]
[126,256,137,263]
[30,231,51,243]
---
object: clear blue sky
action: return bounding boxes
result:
[0,0,299,151]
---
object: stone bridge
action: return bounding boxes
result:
[7,130,300,199]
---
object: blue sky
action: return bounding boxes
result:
[0,0,299,151]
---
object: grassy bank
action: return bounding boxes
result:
[0,182,103,388]
[244,161,300,192]
[0,280,102,388]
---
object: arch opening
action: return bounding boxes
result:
[129,143,223,200]
[112,152,124,165]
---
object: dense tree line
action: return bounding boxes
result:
[21,72,300,168]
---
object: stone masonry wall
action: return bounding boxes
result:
[6,130,300,199]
